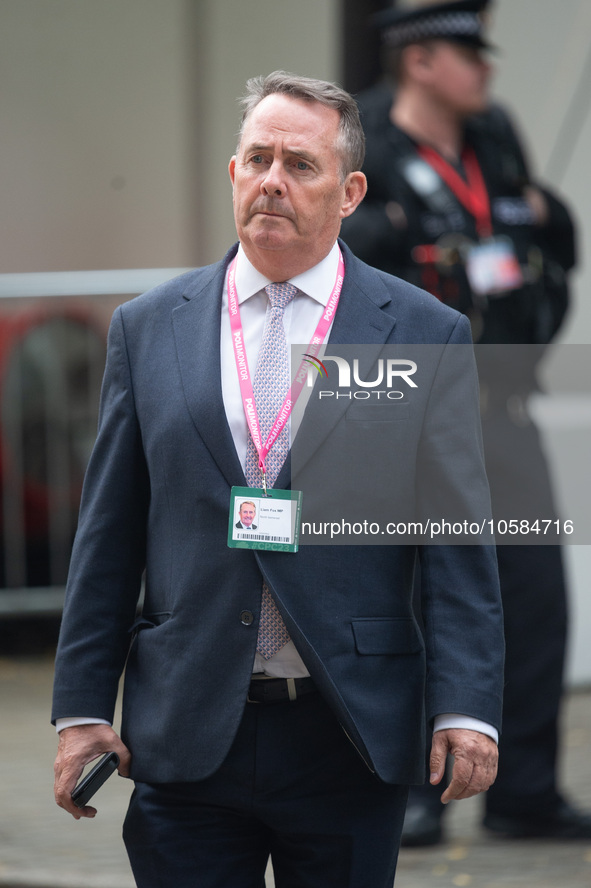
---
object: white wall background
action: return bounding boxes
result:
[0,0,340,272]
[0,0,199,271]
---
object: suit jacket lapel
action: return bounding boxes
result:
[172,246,246,489]
[171,243,399,492]
[274,245,398,488]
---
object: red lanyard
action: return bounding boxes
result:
[417,144,492,238]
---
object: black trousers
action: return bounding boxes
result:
[123,691,408,888]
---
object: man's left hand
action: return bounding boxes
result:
[429,728,498,804]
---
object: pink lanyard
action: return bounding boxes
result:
[228,249,345,488]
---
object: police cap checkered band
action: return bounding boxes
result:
[374,1,492,50]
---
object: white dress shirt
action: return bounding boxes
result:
[57,241,497,743]
[222,242,341,680]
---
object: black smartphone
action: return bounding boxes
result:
[71,752,120,808]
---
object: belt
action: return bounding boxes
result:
[247,676,317,704]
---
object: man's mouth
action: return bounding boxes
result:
[251,201,292,221]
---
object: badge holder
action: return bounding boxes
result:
[465,236,524,297]
[228,486,303,553]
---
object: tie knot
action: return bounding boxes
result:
[264,281,298,311]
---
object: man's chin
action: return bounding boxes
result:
[246,227,295,252]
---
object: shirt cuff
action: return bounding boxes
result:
[433,713,498,744]
[55,717,112,733]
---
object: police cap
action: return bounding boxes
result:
[374,0,494,50]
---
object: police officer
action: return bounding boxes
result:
[341,0,590,843]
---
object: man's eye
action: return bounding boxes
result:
[295,161,309,171]
[251,155,264,164]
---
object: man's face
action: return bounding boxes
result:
[423,41,492,116]
[239,503,256,527]
[229,94,366,278]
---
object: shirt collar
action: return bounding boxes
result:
[234,242,340,307]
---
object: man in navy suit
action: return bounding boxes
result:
[236,501,257,530]
[236,500,258,529]
[52,72,504,887]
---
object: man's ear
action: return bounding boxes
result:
[340,171,367,219]
[229,156,236,188]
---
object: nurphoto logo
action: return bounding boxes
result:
[297,354,418,401]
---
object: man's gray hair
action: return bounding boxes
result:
[237,71,365,179]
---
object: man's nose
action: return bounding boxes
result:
[261,160,285,197]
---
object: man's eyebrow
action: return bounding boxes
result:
[244,143,317,164]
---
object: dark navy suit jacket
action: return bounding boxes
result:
[52,242,504,785]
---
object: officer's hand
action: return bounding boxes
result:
[524,186,550,226]
[429,728,498,804]
[54,724,131,819]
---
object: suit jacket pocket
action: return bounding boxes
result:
[130,611,172,629]
[352,617,422,655]
[128,612,173,641]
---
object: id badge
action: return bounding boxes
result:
[465,236,523,296]
[228,487,303,553]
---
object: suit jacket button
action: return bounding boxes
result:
[240,610,254,626]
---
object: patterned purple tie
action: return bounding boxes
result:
[245,281,297,659]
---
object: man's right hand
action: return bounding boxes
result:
[54,724,131,819]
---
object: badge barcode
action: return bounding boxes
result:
[237,533,290,543]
